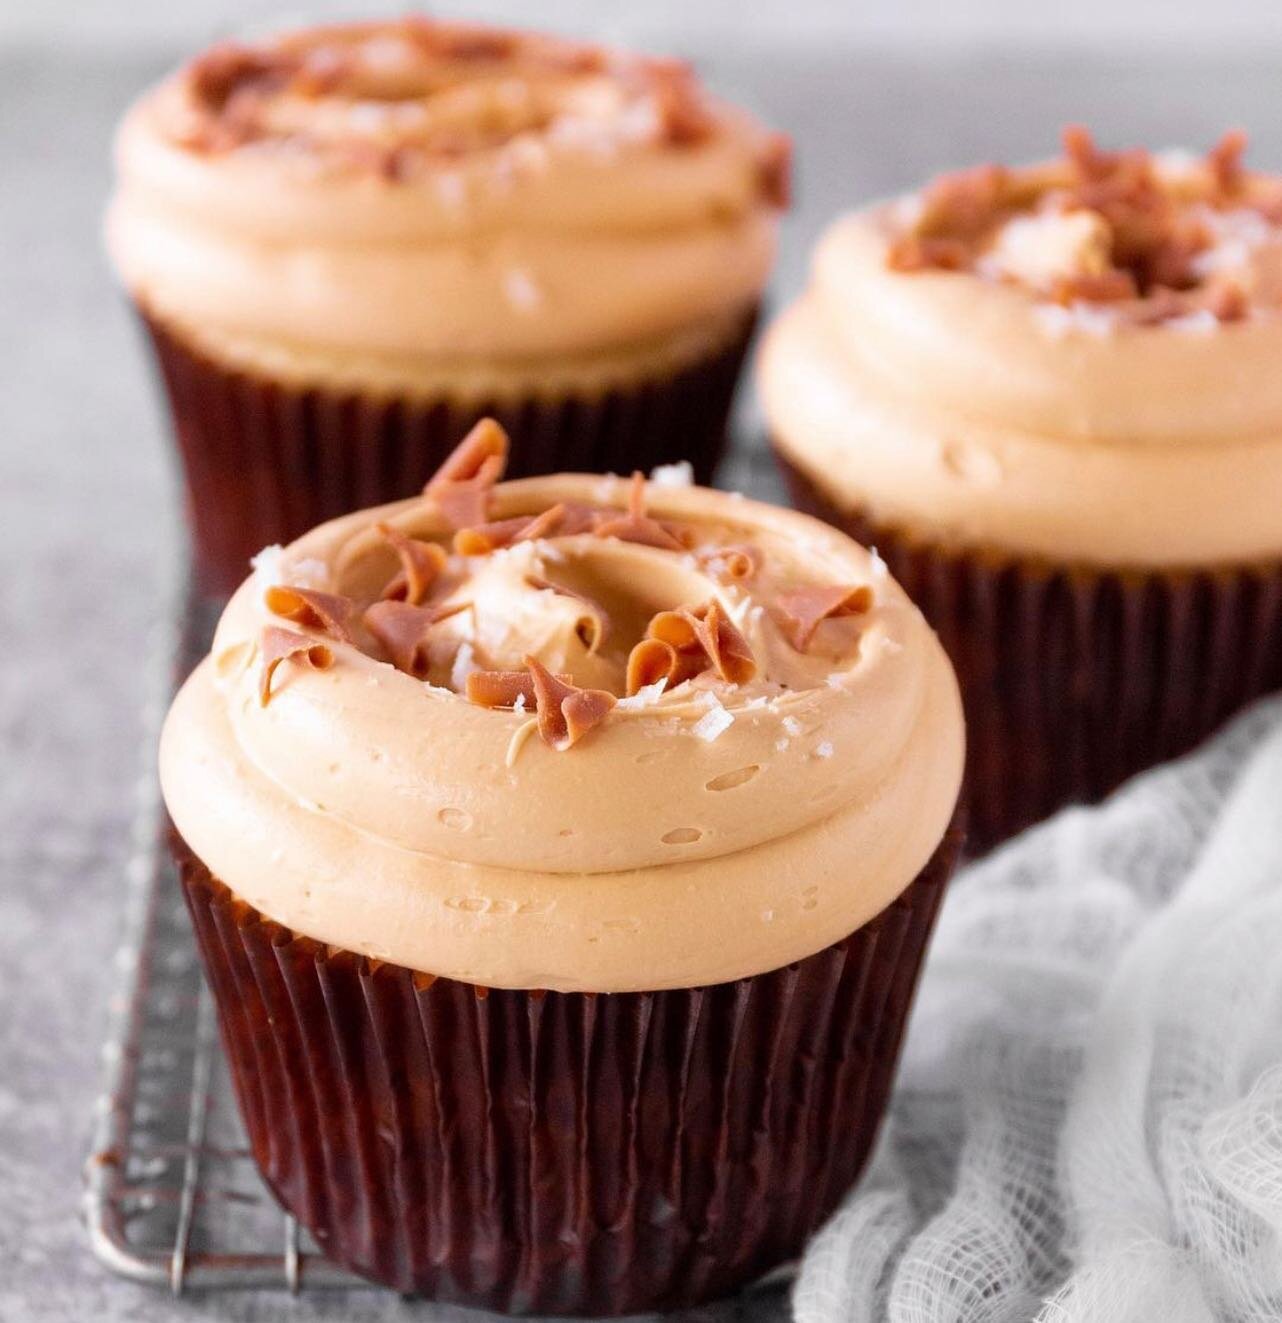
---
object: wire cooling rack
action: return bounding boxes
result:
[82,589,369,1294]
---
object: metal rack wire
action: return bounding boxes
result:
[82,590,369,1294]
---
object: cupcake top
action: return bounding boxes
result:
[107,18,787,387]
[160,422,963,993]
[761,130,1282,568]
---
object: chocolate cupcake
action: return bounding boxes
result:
[761,130,1282,852]
[159,421,964,1313]
[108,19,788,594]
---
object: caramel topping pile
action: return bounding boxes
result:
[255,419,873,750]
[169,19,790,201]
[887,128,1282,324]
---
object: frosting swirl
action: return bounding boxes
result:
[761,131,1282,568]
[160,431,963,992]
[106,19,786,383]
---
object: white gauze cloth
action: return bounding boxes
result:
[794,697,1282,1323]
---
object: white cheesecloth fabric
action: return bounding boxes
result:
[793,696,1282,1323]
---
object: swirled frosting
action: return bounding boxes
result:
[106,19,787,390]
[160,430,963,992]
[761,131,1282,567]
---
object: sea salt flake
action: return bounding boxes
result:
[251,545,327,595]
[815,741,834,759]
[775,737,790,752]
[616,680,668,710]
[1165,310,1220,335]
[1033,301,1118,340]
[290,557,328,588]
[251,544,283,588]
[648,460,694,488]
[692,700,734,742]
[782,716,803,737]
[450,642,476,692]
[512,693,527,714]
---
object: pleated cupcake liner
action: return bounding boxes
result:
[176,816,962,1315]
[776,448,1282,854]
[139,308,756,596]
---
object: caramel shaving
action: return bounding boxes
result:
[776,585,874,652]
[648,59,714,146]
[696,544,761,582]
[917,163,1008,239]
[645,600,756,687]
[683,601,757,686]
[258,627,333,706]
[514,503,570,542]
[263,586,354,642]
[465,670,538,709]
[376,523,447,605]
[525,575,609,653]
[625,638,679,696]
[453,515,536,556]
[1049,270,1138,305]
[465,667,577,709]
[424,420,509,530]
[593,472,688,552]
[456,502,600,553]
[887,236,971,273]
[1207,129,1248,195]
[525,656,617,751]
[364,600,467,679]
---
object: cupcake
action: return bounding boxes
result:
[159,420,964,1313]
[108,19,788,595]
[761,129,1282,852]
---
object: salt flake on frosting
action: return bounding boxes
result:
[616,679,668,710]
[1164,310,1219,335]
[648,460,694,487]
[692,699,734,742]
[251,544,284,590]
[450,641,476,692]
[1033,302,1119,340]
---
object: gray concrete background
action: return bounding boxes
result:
[6,0,1282,52]
[3,32,1282,1322]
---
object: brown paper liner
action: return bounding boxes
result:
[139,309,756,596]
[777,449,1282,854]
[176,816,962,1315]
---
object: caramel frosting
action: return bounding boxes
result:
[160,426,963,992]
[761,131,1282,568]
[106,19,786,390]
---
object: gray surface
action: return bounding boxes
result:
[4,38,1282,1321]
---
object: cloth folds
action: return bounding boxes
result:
[795,698,1282,1323]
